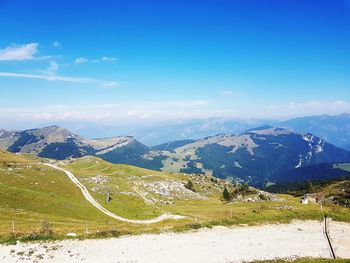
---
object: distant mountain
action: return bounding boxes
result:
[0,126,147,161]
[127,118,274,146]
[140,126,350,187]
[35,114,350,149]
[2,125,350,187]
[131,113,350,149]
[281,113,350,150]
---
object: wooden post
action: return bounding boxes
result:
[85,221,89,234]
[106,192,110,203]
[230,208,233,218]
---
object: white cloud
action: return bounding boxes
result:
[73,56,117,63]
[102,56,117,61]
[0,100,349,127]
[0,71,94,83]
[0,100,212,125]
[52,41,61,47]
[0,43,39,61]
[74,57,89,64]
[100,81,118,88]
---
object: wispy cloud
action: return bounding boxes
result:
[102,56,117,62]
[0,43,39,61]
[0,72,94,83]
[74,56,118,64]
[0,100,212,125]
[0,100,348,128]
[100,81,119,88]
[0,42,119,86]
[74,57,89,64]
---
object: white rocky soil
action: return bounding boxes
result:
[1,220,349,263]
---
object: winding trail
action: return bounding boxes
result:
[44,163,186,224]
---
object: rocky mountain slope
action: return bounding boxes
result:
[0,126,141,160]
[1,125,350,187]
[141,126,350,186]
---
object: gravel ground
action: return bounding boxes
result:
[1,220,349,263]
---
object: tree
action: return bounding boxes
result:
[185,180,196,192]
[223,187,231,201]
[306,181,313,193]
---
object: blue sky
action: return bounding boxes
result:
[0,0,350,129]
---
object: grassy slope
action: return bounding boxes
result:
[65,156,190,220]
[0,150,349,243]
[0,150,140,239]
[64,156,350,225]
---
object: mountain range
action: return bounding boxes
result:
[41,113,350,150]
[1,124,350,187]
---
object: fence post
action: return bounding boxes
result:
[85,221,89,234]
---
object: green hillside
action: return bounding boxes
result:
[0,150,127,239]
[1,150,350,243]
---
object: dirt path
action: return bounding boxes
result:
[44,163,186,224]
[1,220,349,263]
[133,186,154,205]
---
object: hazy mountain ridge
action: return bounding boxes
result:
[146,113,350,150]
[280,113,350,150]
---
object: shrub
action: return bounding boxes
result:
[223,187,232,201]
[185,180,196,192]
[186,223,201,230]
[40,220,53,236]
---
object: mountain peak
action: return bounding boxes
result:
[245,126,292,136]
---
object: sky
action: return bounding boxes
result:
[0,0,350,130]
